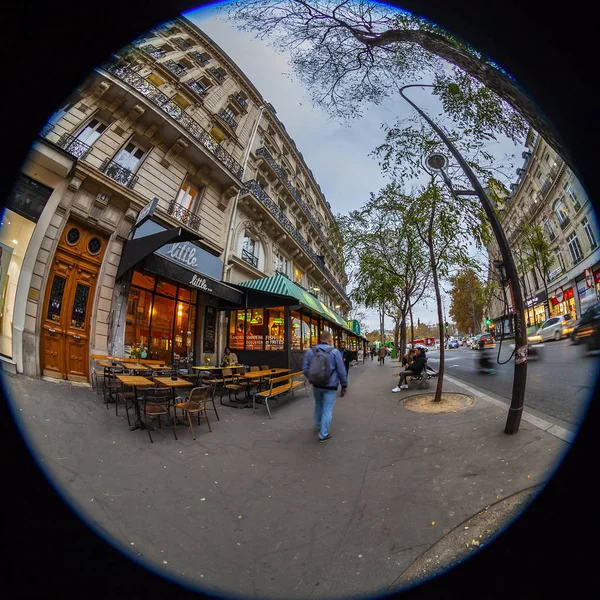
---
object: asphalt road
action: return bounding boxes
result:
[424,341,599,428]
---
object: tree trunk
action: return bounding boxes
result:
[400,314,407,359]
[380,302,385,344]
[409,304,415,347]
[393,310,401,358]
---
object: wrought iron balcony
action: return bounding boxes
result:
[102,63,244,180]
[173,37,191,50]
[39,123,54,137]
[164,60,187,78]
[548,157,565,181]
[57,133,93,159]
[241,249,259,268]
[167,199,201,231]
[218,108,238,131]
[190,51,209,65]
[548,231,556,241]
[144,44,167,59]
[188,79,210,97]
[208,67,226,84]
[255,147,342,268]
[231,93,248,110]
[100,158,138,188]
[244,180,350,304]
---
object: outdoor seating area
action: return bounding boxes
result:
[91,354,310,440]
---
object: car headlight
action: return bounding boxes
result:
[528,335,542,343]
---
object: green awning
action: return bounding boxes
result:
[239,273,353,333]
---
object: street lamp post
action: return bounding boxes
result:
[399,84,527,434]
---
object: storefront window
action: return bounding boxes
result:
[266,307,284,351]
[301,314,311,350]
[310,319,318,347]
[0,208,37,357]
[229,310,247,350]
[247,308,265,350]
[125,269,197,364]
[291,310,301,350]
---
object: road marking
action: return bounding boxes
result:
[444,375,576,444]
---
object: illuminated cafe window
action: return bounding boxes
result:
[229,309,248,350]
[266,307,284,351]
[291,310,301,351]
[246,308,264,351]
[301,313,311,350]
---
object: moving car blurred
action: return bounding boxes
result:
[469,334,482,349]
[448,338,459,349]
[571,302,600,351]
[529,314,573,342]
[477,333,495,349]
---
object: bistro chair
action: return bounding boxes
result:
[141,387,175,443]
[260,364,269,371]
[102,367,128,408]
[175,386,212,440]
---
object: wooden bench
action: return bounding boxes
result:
[253,371,308,419]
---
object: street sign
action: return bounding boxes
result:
[585,268,593,288]
[134,197,159,228]
[555,286,564,303]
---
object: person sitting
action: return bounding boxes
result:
[392,347,427,392]
[222,347,238,366]
[402,348,416,368]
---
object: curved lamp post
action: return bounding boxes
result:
[399,83,527,434]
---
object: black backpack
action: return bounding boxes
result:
[308,346,334,386]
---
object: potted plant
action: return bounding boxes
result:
[130,343,146,364]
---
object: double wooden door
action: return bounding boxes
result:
[40,220,108,381]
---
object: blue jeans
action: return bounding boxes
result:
[314,387,337,440]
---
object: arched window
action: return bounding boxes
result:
[241,231,265,271]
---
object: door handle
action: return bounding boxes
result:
[73,334,81,340]
[49,328,57,333]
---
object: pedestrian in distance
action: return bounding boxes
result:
[339,340,351,375]
[378,345,387,365]
[303,331,348,443]
[392,347,427,392]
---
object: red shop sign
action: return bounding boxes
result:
[595,270,600,284]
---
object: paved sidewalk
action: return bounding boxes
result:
[2,360,570,599]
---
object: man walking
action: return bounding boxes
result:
[303,331,348,443]
[392,346,427,392]
[339,340,351,375]
[378,344,387,365]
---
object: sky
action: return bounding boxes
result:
[182,2,526,333]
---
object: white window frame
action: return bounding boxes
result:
[174,181,200,211]
[553,199,569,225]
[76,117,108,145]
[564,182,581,211]
[114,140,146,172]
[567,232,583,264]
[48,102,72,125]
[582,216,597,250]
[275,252,289,276]
[542,216,555,239]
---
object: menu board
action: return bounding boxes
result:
[203,305,216,353]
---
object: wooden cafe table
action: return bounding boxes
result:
[192,364,245,385]
[115,374,154,431]
[153,376,194,429]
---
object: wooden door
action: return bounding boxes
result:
[40,220,107,381]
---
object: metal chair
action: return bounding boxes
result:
[103,367,128,408]
[141,387,175,443]
[175,386,212,439]
[260,364,269,371]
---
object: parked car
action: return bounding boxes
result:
[571,302,600,351]
[469,334,482,349]
[460,337,467,346]
[448,338,459,349]
[529,314,573,342]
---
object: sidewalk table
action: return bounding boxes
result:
[116,375,154,431]
[192,365,245,385]
[153,377,194,429]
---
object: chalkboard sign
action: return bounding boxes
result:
[203,305,217,353]
[6,175,53,223]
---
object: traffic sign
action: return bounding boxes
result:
[585,268,593,288]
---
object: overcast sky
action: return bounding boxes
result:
[183,2,526,333]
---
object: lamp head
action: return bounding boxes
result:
[425,153,449,172]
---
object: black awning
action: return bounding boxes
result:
[140,253,244,304]
[116,227,199,280]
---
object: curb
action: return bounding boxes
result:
[444,375,576,444]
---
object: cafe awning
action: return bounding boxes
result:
[238,273,354,333]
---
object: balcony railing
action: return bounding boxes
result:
[167,199,201,231]
[241,249,259,268]
[244,180,350,304]
[164,60,187,78]
[548,157,565,181]
[100,158,138,188]
[144,45,167,59]
[208,67,226,84]
[102,63,244,180]
[255,147,342,268]
[218,108,238,131]
[231,93,248,109]
[173,37,191,50]
[39,123,54,137]
[547,230,556,242]
[190,51,209,65]
[57,133,93,159]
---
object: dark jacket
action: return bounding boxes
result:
[340,348,351,367]
[409,354,427,375]
[302,343,348,390]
